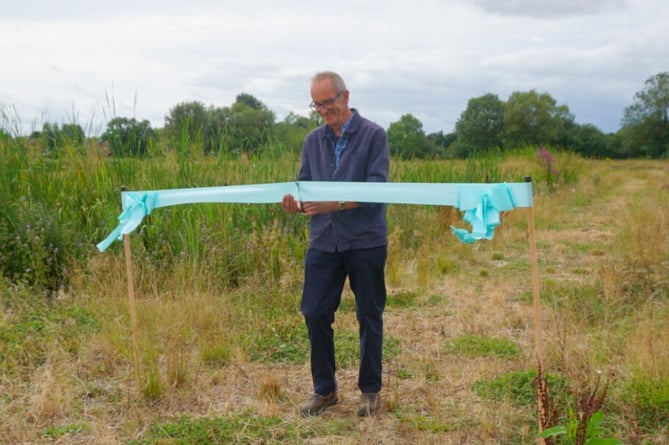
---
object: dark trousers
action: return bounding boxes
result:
[301,245,387,395]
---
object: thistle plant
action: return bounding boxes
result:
[537,146,559,189]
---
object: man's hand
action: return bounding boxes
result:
[300,201,339,216]
[282,194,303,214]
[283,195,345,216]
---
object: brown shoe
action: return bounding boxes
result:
[357,392,381,417]
[300,391,338,417]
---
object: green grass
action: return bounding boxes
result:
[472,369,568,407]
[621,377,669,431]
[387,289,420,308]
[0,290,100,375]
[249,320,309,364]
[42,423,89,440]
[248,323,402,368]
[444,334,521,358]
[130,413,357,444]
[393,407,454,433]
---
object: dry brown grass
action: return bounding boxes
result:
[1,158,667,444]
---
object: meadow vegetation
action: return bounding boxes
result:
[1,135,667,444]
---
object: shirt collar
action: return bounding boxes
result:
[324,108,359,138]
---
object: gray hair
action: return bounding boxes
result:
[312,71,347,92]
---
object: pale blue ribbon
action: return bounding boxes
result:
[452,182,519,243]
[97,181,533,251]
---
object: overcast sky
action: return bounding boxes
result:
[1,0,667,136]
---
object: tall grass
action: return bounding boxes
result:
[1,132,667,443]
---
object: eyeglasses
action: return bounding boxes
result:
[309,91,343,111]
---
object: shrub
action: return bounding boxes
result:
[101,117,155,157]
[0,198,69,293]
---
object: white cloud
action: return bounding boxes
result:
[1,0,668,136]
[472,0,627,18]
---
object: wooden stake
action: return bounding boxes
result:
[525,177,546,444]
[121,186,141,388]
[525,177,544,365]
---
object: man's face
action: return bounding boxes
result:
[310,78,349,129]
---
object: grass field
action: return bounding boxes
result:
[1,144,667,444]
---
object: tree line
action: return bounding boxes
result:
[6,72,668,159]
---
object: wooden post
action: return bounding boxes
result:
[525,176,546,444]
[525,177,544,365]
[121,186,141,388]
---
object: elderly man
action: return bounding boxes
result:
[282,71,390,417]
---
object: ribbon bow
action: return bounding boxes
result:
[451,183,517,243]
[96,192,157,252]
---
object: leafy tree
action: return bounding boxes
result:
[281,111,318,130]
[387,113,430,158]
[235,92,266,111]
[101,117,155,157]
[228,96,275,153]
[503,90,573,148]
[61,123,85,145]
[39,122,85,155]
[164,101,207,146]
[620,72,669,158]
[41,122,61,150]
[455,93,505,152]
[559,122,613,158]
[203,94,276,155]
[274,112,320,153]
[426,131,456,158]
[203,106,233,155]
[444,139,474,159]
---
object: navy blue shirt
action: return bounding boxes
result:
[298,110,389,252]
